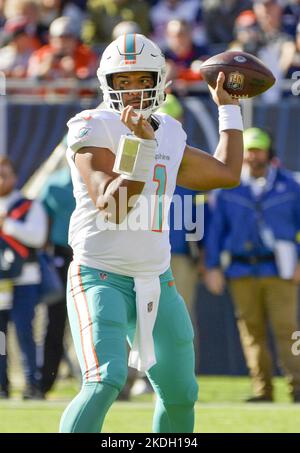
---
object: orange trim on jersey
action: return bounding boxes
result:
[69,264,89,381]
[77,265,101,383]
[168,280,175,287]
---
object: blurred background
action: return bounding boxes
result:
[0,0,300,414]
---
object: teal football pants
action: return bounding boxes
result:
[59,263,198,433]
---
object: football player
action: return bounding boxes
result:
[60,33,243,433]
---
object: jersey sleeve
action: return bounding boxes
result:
[67,113,114,153]
[180,123,187,148]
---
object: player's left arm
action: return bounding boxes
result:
[177,73,244,191]
[177,131,243,190]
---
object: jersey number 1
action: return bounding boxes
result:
[152,164,167,232]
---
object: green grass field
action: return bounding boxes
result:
[1,376,300,433]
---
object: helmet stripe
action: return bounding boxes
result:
[124,33,136,64]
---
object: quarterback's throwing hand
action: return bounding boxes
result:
[120,106,155,140]
[208,72,239,107]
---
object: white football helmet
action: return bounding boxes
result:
[97,34,167,119]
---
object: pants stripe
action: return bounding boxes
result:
[69,262,101,382]
[77,265,101,383]
[69,263,89,380]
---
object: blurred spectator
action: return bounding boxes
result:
[0,0,6,29]
[38,164,75,397]
[253,0,295,102]
[82,0,150,49]
[3,0,27,19]
[39,0,61,26]
[163,19,209,87]
[4,0,47,45]
[204,128,300,403]
[0,156,47,400]
[150,0,206,48]
[112,20,141,40]
[285,21,300,78]
[253,0,286,36]
[39,0,87,29]
[282,0,300,38]
[59,1,87,28]
[202,0,252,46]
[0,16,39,78]
[14,0,49,46]
[27,16,98,81]
[229,10,263,55]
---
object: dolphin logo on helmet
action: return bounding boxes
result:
[97,33,167,119]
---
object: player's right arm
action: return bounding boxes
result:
[74,146,144,224]
[69,108,155,224]
[68,112,146,224]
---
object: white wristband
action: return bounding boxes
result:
[113,135,157,182]
[218,105,243,133]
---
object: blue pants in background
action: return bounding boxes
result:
[0,284,40,393]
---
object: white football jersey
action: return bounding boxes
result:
[66,108,186,278]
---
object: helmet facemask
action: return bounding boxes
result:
[97,34,167,119]
[102,71,165,119]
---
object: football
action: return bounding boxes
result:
[199,51,276,98]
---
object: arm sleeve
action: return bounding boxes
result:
[2,200,48,248]
[67,114,114,154]
[205,191,228,269]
